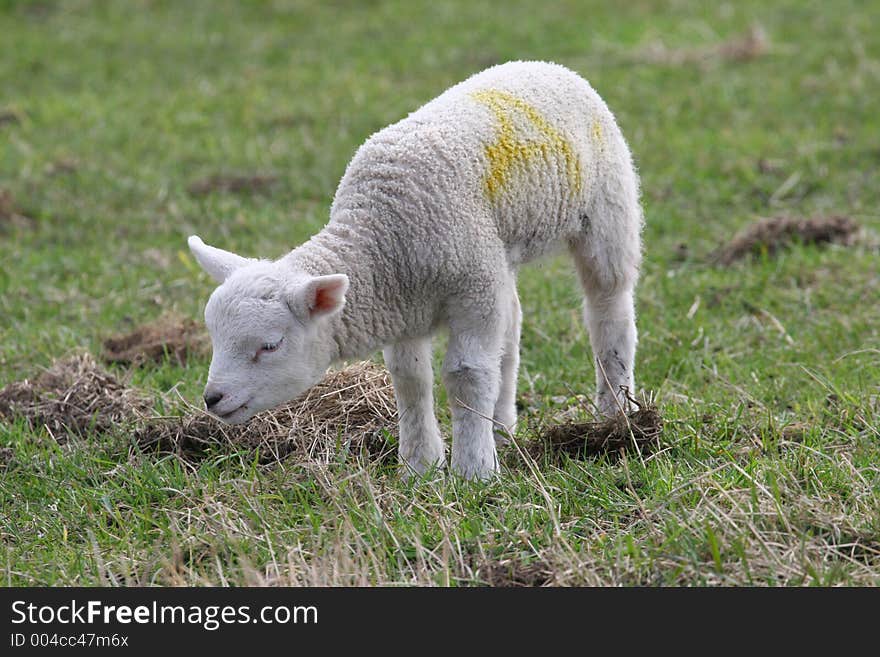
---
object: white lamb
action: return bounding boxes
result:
[187,61,643,480]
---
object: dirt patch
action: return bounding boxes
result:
[0,354,151,440]
[136,361,397,465]
[477,557,554,587]
[520,401,663,463]
[103,314,209,366]
[187,173,279,197]
[712,215,859,265]
[638,23,768,67]
[0,189,33,229]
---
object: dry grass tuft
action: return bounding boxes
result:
[136,361,398,465]
[187,173,279,196]
[0,353,151,440]
[521,401,663,463]
[712,215,859,265]
[639,23,769,67]
[103,313,209,366]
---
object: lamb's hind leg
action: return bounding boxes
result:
[569,221,641,416]
[384,337,445,476]
[579,279,637,416]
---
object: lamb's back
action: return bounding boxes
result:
[330,61,623,265]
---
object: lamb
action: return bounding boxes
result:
[187,61,643,480]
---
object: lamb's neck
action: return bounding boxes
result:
[282,223,388,361]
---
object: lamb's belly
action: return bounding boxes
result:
[493,179,586,266]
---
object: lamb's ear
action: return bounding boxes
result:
[187,235,253,283]
[289,274,349,321]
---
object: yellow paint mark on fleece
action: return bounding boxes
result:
[592,119,603,144]
[471,89,582,201]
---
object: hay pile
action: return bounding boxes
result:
[103,313,209,366]
[1,352,398,465]
[522,402,663,463]
[136,361,398,465]
[0,353,150,439]
[713,215,859,265]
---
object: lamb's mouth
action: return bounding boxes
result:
[215,402,252,424]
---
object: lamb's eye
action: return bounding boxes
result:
[260,338,282,353]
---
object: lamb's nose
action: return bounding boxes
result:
[204,392,224,410]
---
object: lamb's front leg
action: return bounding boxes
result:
[383,337,445,476]
[493,288,521,444]
[443,324,503,480]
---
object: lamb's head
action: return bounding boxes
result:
[187,236,348,424]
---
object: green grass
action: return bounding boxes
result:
[1,0,879,585]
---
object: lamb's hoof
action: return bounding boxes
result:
[450,458,500,482]
[597,392,634,418]
[400,457,446,482]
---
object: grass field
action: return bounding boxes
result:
[1,0,878,586]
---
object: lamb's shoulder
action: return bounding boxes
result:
[332,115,482,216]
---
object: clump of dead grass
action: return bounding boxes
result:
[518,399,663,464]
[187,173,279,196]
[136,361,398,465]
[712,215,859,265]
[638,23,769,67]
[0,352,398,466]
[0,353,151,440]
[103,313,209,366]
